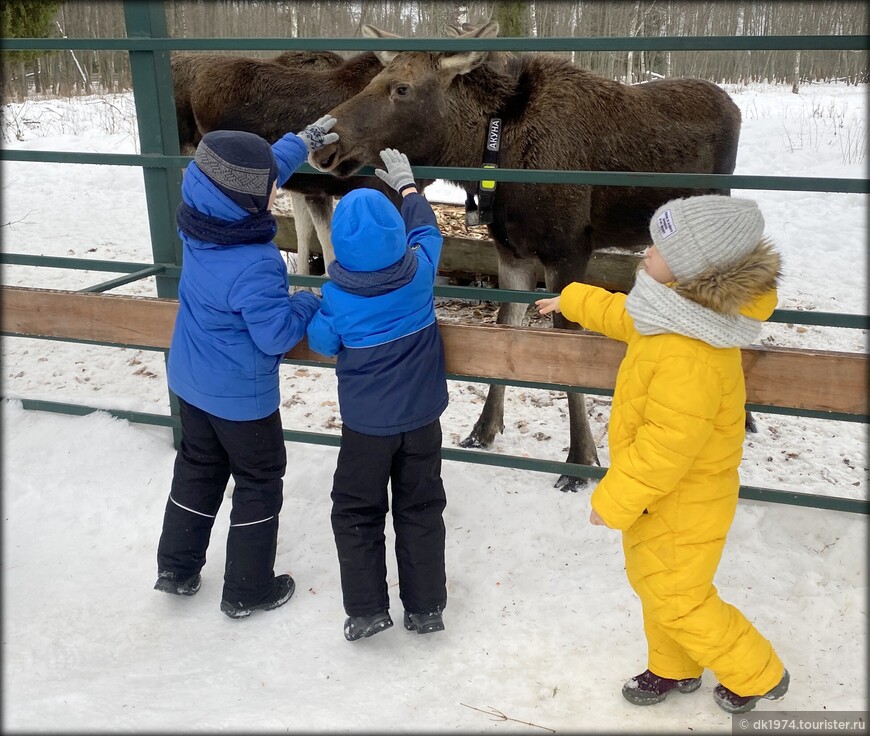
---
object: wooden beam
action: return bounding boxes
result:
[274,213,641,293]
[2,286,866,416]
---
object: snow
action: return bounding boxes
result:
[1,82,867,732]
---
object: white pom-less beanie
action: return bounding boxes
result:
[650,195,765,281]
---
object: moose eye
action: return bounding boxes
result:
[394,84,410,97]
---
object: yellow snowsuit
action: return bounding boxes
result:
[560,276,784,697]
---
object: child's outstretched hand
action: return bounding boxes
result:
[589,508,610,527]
[535,295,561,315]
[298,115,339,152]
[375,148,417,195]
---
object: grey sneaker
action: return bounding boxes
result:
[622,669,703,705]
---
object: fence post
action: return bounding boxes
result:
[123,0,183,445]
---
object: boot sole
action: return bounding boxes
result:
[344,618,394,641]
[404,622,445,634]
[622,677,702,706]
[403,615,445,634]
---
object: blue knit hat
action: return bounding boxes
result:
[331,189,406,272]
[194,130,278,213]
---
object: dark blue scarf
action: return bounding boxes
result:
[176,201,277,245]
[327,247,419,297]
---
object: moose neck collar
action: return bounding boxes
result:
[465,114,503,227]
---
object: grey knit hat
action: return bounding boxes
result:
[194,130,278,213]
[650,195,765,281]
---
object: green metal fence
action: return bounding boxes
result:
[2,0,868,515]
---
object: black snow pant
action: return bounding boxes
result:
[330,419,447,618]
[156,397,286,607]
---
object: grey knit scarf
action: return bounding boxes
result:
[625,269,762,348]
[327,248,418,297]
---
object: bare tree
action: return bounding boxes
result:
[3,0,867,99]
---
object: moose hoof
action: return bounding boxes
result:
[458,434,489,449]
[554,474,587,493]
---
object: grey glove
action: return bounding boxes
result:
[374,148,416,193]
[297,115,339,153]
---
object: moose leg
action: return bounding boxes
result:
[458,251,536,449]
[304,193,335,269]
[544,264,601,493]
[288,191,315,280]
[551,314,600,493]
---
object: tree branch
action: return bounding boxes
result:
[459,703,556,733]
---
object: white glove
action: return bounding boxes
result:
[374,148,416,193]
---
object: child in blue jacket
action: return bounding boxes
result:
[155,117,337,619]
[307,149,449,642]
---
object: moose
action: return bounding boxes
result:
[310,21,743,492]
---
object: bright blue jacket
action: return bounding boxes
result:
[307,191,448,435]
[167,132,319,421]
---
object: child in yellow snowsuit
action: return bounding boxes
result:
[537,195,789,715]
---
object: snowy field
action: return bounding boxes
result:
[1,82,867,733]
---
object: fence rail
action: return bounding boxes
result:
[2,149,868,195]
[3,34,868,53]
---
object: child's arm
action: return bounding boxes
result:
[401,193,442,272]
[306,295,342,358]
[537,283,634,343]
[590,355,722,530]
[228,260,320,355]
[375,148,443,273]
[272,115,339,185]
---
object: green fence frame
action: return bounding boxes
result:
[2,0,868,515]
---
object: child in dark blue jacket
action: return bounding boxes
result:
[307,149,449,641]
[155,117,337,619]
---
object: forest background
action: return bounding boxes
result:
[2,0,868,103]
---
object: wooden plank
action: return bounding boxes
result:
[2,286,866,416]
[274,213,641,293]
[2,288,177,348]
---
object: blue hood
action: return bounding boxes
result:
[332,189,406,272]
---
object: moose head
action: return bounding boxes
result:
[309,21,500,177]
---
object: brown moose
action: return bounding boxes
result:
[310,21,742,492]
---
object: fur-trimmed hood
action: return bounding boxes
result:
[673,237,782,317]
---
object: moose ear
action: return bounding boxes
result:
[444,24,462,37]
[362,24,401,66]
[438,20,500,76]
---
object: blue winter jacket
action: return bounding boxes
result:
[306,191,448,435]
[167,132,319,421]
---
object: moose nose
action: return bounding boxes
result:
[310,140,339,171]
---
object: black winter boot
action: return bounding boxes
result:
[713,670,790,714]
[403,609,445,634]
[154,571,202,596]
[220,574,295,619]
[344,611,394,641]
[622,669,703,705]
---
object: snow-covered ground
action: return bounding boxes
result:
[2,82,867,732]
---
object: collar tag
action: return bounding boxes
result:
[486,118,502,153]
